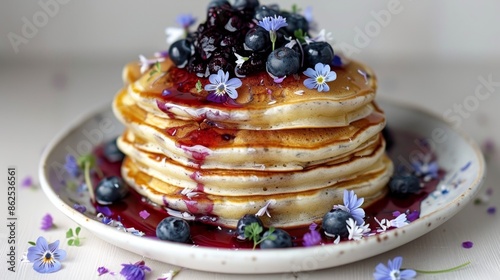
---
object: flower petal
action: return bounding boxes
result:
[33,259,62,273]
[320,83,330,92]
[204,84,217,92]
[320,64,331,76]
[208,73,219,85]
[325,71,337,82]
[36,236,49,252]
[314,62,325,73]
[226,88,239,99]
[391,256,403,270]
[303,68,317,78]
[48,240,59,252]
[303,78,317,89]
[400,269,417,279]
[54,248,67,261]
[226,77,242,89]
[207,92,228,103]
[27,246,41,263]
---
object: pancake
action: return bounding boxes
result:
[122,155,393,228]
[113,87,386,170]
[118,132,387,196]
[123,58,377,130]
[111,3,393,229]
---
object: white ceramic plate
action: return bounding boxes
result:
[39,99,485,274]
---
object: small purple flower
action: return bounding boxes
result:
[487,206,496,215]
[204,70,242,103]
[139,210,150,220]
[411,157,439,181]
[303,63,337,92]
[334,190,365,225]
[120,260,151,280]
[96,205,112,217]
[374,256,417,280]
[139,55,157,74]
[40,214,54,231]
[258,15,288,50]
[302,223,321,247]
[176,14,196,29]
[462,241,473,249]
[258,15,288,32]
[97,266,109,276]
[21,176,34,188]
[73,203,86,213]
[406,210,420,222]
[27,236,67,273]
[64,154,80,178]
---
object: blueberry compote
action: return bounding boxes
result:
[91,129,443,249]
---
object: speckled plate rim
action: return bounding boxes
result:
[39,98,485,274]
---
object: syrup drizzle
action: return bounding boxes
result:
[92,129,442,249]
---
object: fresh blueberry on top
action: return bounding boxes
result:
[280,11,309,35]
[322,209,353,238]
[156,217,191,243]
[245,26,270,52]
[236,214,263,240]
[233,0,260,10]
[389,174,421,195]
[303,41,334,68]
[95,176,128,205]
[103,137,124,163]
[254,5,279,21]
[169,39,194,68]
[260,228,293,249]
[207,0,231,9]
[266,47,300,77]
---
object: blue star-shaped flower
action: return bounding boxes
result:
[334,190,365,225]
[204,70,242,103]
[257,15,288,32]
[303,63,337,92]
[374,256,417,280]
[120,260,151,280]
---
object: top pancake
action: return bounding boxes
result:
[122,58,377,130]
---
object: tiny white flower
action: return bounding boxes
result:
[166,207,195,221]
[255,200,276,217]
[346,218,370,240]
[234,53,249,68]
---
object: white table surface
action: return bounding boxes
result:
[1,56,499,279]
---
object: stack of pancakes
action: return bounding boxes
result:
[113,58,393,228]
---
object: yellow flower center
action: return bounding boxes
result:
[316,76,325,84]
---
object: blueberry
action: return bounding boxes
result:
[382,126,394,151]
[266,47,300,77]
[389,174,421,195]
[208,0,231,9]
[156,217,191,243]
[322,209,353,238]
[244,27,270,52]
[233,0,259,10]
[260,228,293,249]
[236,214,263,240]
[280,11,309,35]
[103,138,124,163]
[303,42,334,68]
[95,176,128,205]
[254,5,279,21]
[169,39,194,68]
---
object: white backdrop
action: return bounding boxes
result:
[2,0,500,62]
